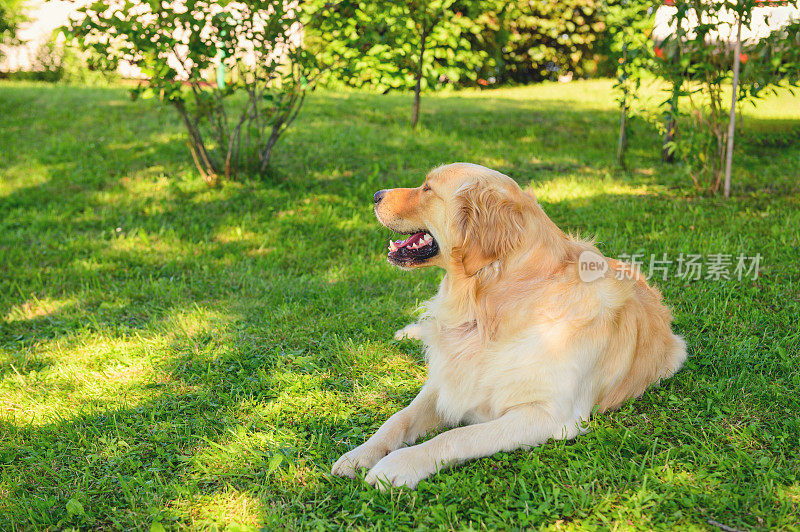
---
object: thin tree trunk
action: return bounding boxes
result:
[662,89,678,163]
[723,17,743,199]
[411,26,429,129]
[662,116,676,163]
[617,106,627,166]
[258,89,306,174]
[411,75,422,128]
[714,130,726,192]
[617,47,628,167]
[175,101,218,186]
[617,90,628,166]
[225,116,247,180]
[259,129,280,174]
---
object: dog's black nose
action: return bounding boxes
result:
[373,189,387,204]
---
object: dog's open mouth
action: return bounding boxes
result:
[387,230,439,266]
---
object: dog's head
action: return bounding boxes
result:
[373,163,535,276]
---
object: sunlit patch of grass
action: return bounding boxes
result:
[170,487,264,531]
[531,174,653,204]
[0,336,157,425]
[4,297,74,323]
[0,162,53,196]
[777,484,800,505]
[160,306,233,344]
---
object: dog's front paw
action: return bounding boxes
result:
[332,443,389,479]
[365,447,434,490]
[394,323,422,341]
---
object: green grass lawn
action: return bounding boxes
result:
[1,79,799,530]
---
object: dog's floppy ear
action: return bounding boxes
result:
[453,183,527,276]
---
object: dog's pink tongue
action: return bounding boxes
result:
[388,232,426,252]
[401,232,425,247]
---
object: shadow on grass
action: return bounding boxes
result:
[0,314,418,528]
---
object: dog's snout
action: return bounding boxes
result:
[373,189,387,204]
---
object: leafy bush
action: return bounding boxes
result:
[0,0,27,50]
[309,0,492,127]
[67,0,334,185]
[603,0,654,166]
[479,0,607,84]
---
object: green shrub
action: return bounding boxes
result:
[66,0,342,185]
[0,0,27,52]
[308,0,491,127]
[476,0,607,84]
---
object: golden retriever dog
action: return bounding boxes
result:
[332,163,687,489]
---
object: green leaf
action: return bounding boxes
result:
[66,498,85,517]
[267,453,283,476]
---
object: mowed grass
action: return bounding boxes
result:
[1,78,799,530]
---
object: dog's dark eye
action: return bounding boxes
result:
[422,183,431,192]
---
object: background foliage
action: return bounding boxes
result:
[310,0,613,90]
[478,0,608,84]
[0,0,26,48]
[654,0,800,193]
[67,0,336,184]
[309,0,491,93]
[604,0,655,165]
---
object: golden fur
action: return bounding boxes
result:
[332,163,687,489]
